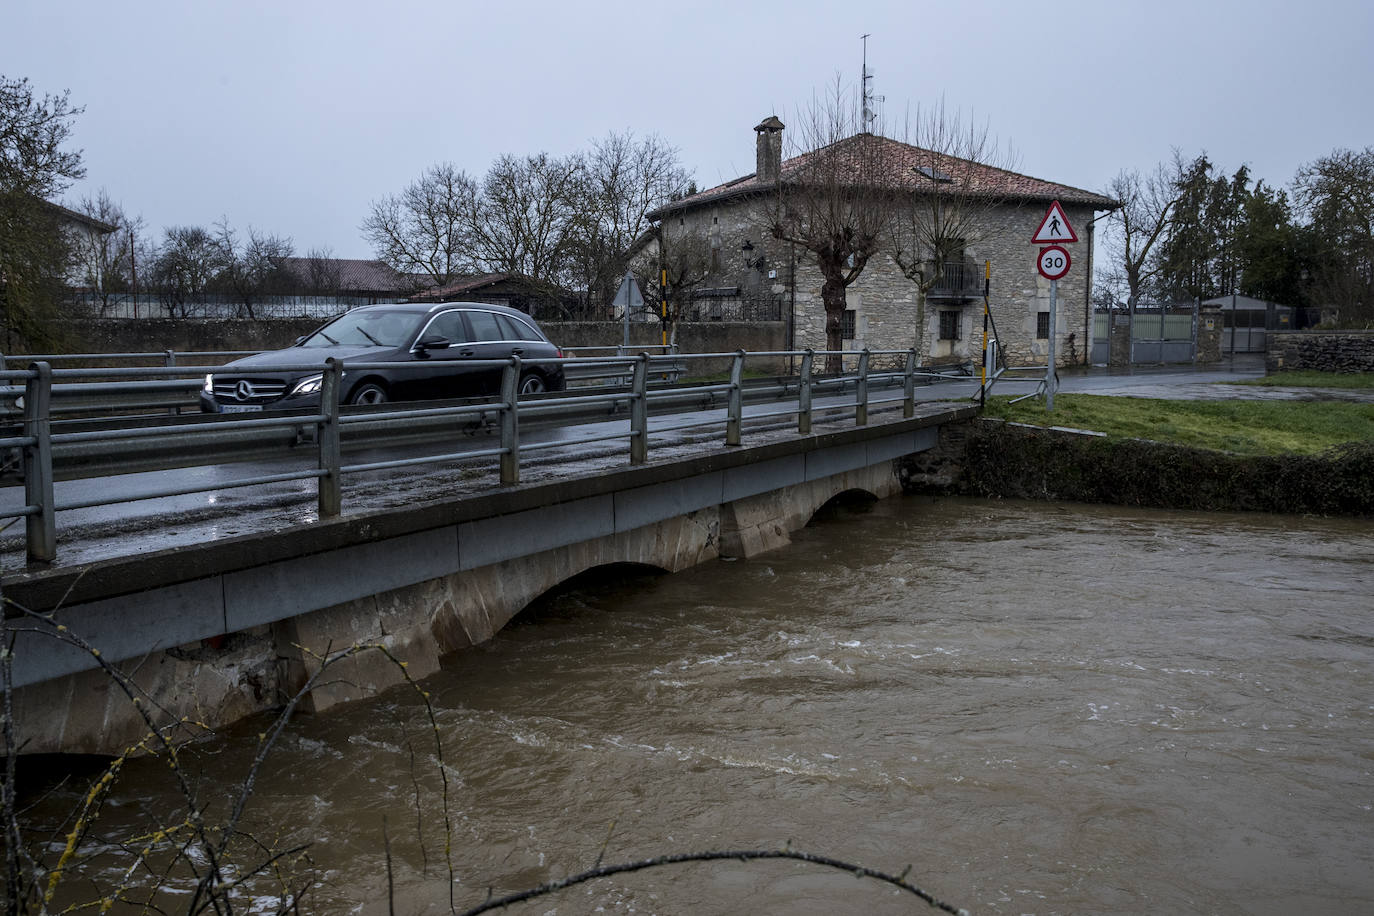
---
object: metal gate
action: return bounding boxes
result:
[1092,309,1197,364]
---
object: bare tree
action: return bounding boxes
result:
[1294,146,1374,324]
[148,225,223,317]
[757,81,896,370]
[361,162,476,288]
[214,219,294,318]
[71,190,142,315]
[302,245,343,297]
[568,131,692,312]
[638,225,711,345]
[887,100,1017,362]
[1101,158,1182,313]
[469,151,583,284]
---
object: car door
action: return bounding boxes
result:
[459,309,521,395]
[401,309,480,400]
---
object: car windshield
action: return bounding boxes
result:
[300,309,424,348]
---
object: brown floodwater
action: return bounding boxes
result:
[21,496,1374,914]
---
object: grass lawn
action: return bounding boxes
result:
[982,393,1374,456]
[1234,370,1374,389]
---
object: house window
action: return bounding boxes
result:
[939,310,960,340]
[1037,311,1050,339]
[841,309,856,340]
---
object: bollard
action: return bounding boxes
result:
[23,363,55,565]
[630,353,649,464]
[317,358,342,518]
[855,349,870,426]
[499,357,520,485]
[903,348,917,418]
[725,350,745,446]
[798,349,814,434]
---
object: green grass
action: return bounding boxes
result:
[1234,370,1374,389]
[983,394,1374,456]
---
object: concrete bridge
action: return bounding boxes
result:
[5,405,972,755]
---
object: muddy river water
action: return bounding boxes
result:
[26,496,1374,914]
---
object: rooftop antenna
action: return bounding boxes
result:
[860,34,883,130]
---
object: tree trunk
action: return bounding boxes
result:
[913,289,928,368]
[821,275,847,373]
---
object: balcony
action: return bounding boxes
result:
[926,261,983,302]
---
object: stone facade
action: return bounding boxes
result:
[1266,330,1374,373]
[650,200,1098,369]
[645,122,1114,369]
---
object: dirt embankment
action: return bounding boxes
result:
[900,419,1374,518]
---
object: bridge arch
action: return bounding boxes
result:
[513,562,669,626]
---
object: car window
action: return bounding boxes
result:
[422,311,470,344]
[497,314,542,342]
[301,309,423,348]
[465,310,505,342]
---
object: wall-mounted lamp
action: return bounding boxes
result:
[741,240,766,272]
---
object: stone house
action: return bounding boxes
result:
[644,118,1117,367]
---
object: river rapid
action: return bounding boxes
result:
[25,496,1374,914]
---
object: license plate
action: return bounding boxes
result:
[220,404,264,413]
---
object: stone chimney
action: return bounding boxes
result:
[755,116,785,184]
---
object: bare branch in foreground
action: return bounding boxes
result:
[455,848,968,916]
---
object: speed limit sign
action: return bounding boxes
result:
[1037,245,1071,281]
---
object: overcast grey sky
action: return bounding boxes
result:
[10,0,1373,259]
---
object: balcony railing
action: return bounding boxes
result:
[927,261,983,301]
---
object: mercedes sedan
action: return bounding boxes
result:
[201,302,565,413]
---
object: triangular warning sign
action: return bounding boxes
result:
[1031,200,1078,244]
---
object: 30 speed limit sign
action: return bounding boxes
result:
[1037,245,1071,281]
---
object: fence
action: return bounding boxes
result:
[1092,308,1198,364]
[67,293,407,320]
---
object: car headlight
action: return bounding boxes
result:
[203,374,213,395]
[289,373,324,396]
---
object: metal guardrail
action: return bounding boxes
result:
[0,349,954,567]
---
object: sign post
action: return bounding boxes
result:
[1031,201,1077,411]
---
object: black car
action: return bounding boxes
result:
[201,302,565,413]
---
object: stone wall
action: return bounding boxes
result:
[11,318,786,370]
[32,317,324,358]
[1266,330,1374,373]
[656,198,1098,369]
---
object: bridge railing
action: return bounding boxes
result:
[1,349,957,567]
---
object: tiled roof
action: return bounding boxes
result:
[280,258,409,293]
[409,272,544,301]
[653,133,1118,217]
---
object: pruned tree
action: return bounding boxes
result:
[758,80,896,370]
[214,219,294,319]
[361,162,476,289]
[1294,146,1374,324]
[72,190,142,315]
[887,99,1017,363]
[0,75,85,348]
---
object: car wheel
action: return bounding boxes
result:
[348,382,388,405]
[518,373,546,396]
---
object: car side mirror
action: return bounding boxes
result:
[416,334,451,354]
[294,336,306,346]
